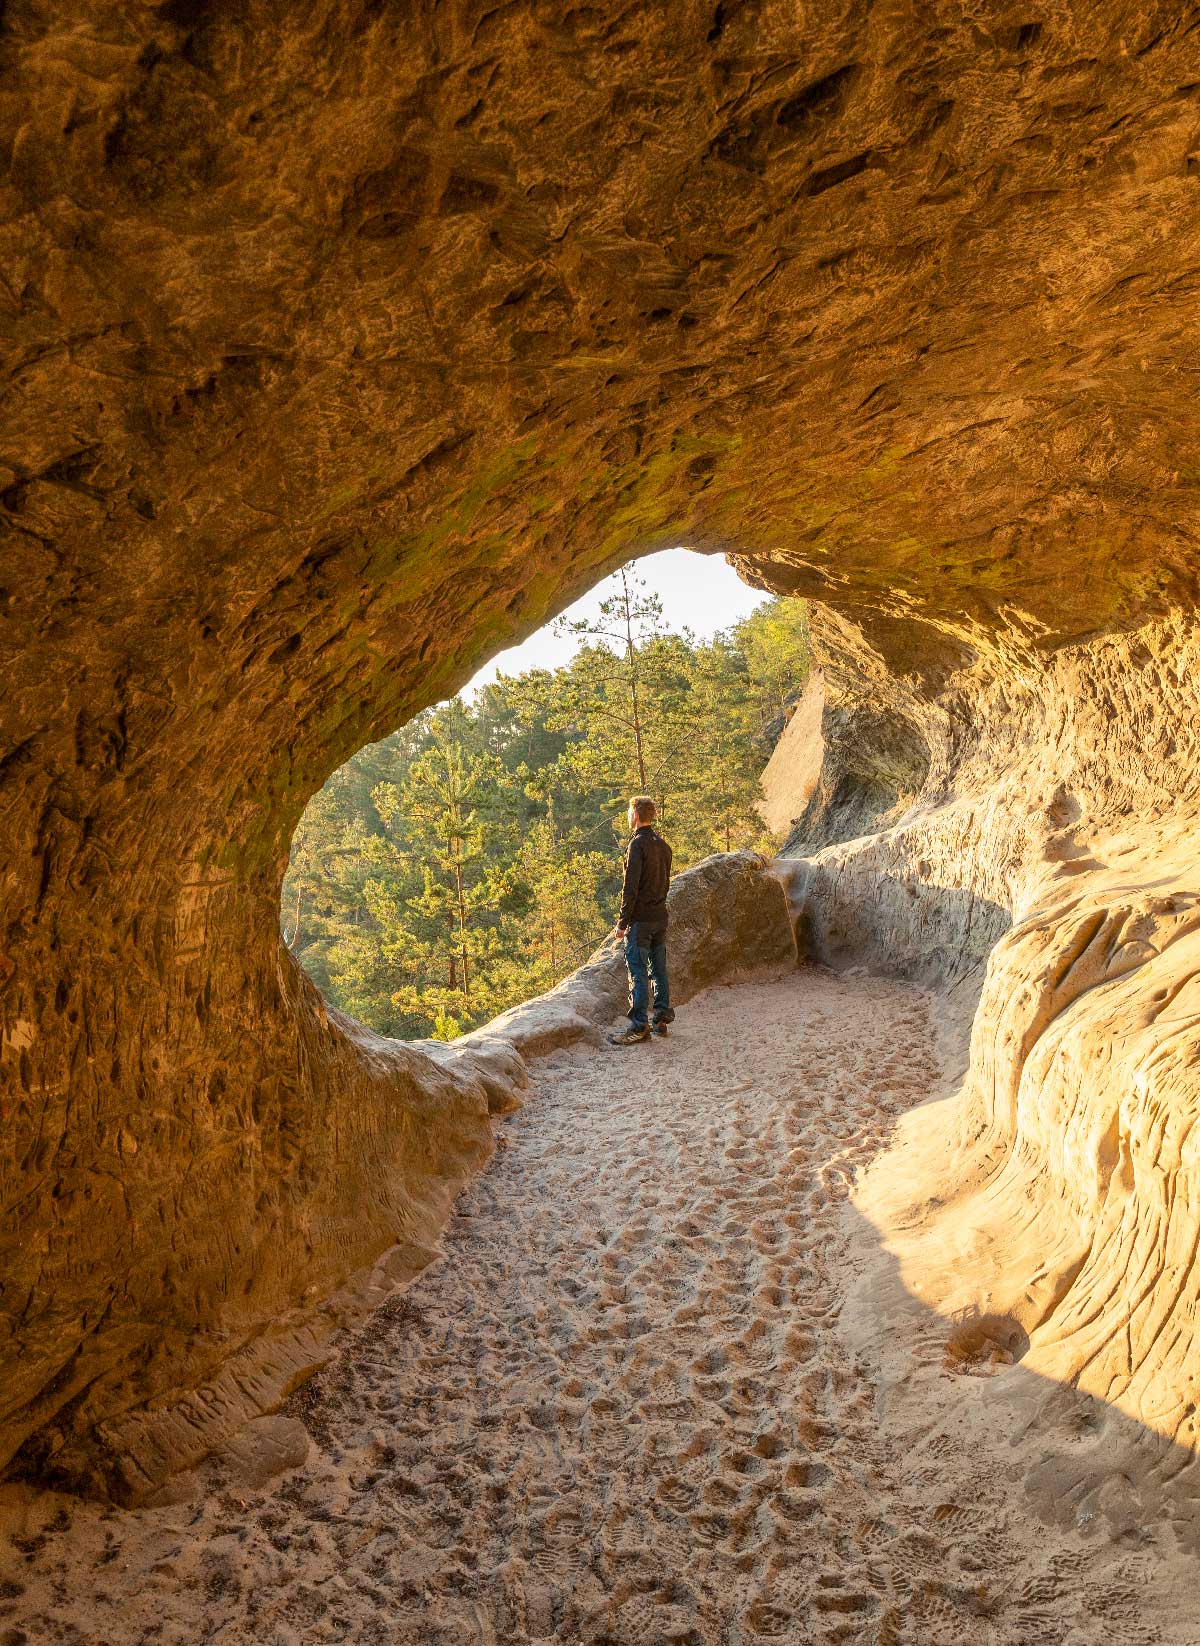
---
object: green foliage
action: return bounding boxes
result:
[736,598,813,731]
[282,589,811,1039]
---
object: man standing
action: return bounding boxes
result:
[609,795,674,1046]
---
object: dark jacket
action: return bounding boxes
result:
[619,825,672,929]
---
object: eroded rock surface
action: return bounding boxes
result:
[756,671,825,840]
[788,603,1200,1467]
[4,1,1200,1493]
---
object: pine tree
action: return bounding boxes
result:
[672,636,769,858]
[516,818,616,990]
[733,599,812,736]
[373,703,517,1036]
[552,565,664,793]
[540,568,693,838]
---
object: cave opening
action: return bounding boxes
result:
[12,16,1200,1630]
[280,548,813,1043]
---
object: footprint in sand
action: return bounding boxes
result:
[4,968,1170,1646]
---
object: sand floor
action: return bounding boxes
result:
[1,967,1192,1644]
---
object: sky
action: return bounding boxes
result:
[466,548,770,692]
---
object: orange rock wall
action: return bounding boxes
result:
[4,1,1200,1493]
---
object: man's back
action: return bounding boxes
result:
[621,824,672,927]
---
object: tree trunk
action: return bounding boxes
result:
[285,880,302,950]
[454,853,470,1002]
[620,565,648,790]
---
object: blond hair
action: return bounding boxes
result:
[629,795,657,824]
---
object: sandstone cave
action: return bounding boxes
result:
[5,3,1200,1640]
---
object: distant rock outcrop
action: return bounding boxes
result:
[757,673,825,841]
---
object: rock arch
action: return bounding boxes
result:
[4,1,1200,1497]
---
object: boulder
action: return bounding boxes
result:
[459,850,797,1061]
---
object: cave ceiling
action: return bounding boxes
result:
[4,2,1199,808]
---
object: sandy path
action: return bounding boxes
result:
[0,967,1182,1644]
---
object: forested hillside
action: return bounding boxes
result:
[282,575,810,1039]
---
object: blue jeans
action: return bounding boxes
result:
[625,921,672,1029]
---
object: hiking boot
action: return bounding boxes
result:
[652,1019,669,1036]
[609,1025,650,1046]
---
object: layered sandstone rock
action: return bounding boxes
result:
[787,604,1200,1464]
[4,1,1200,1495]
[756,671,825,841]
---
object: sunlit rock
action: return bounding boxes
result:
[4,0,1200,1497]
